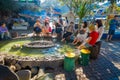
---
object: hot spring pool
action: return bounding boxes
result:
[0,37,75,57]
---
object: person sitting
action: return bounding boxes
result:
[61,22,74,42]
[72,21,88,45]
[33,20,42,36]
[95,19,104,41]
[42,22,52,37]
[55,22,63,39]
[95,19,104,54]
[0,22,11,40]
[77,24,99,50]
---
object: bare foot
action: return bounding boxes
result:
[72,42,75,44]
[75,46,80,49]
[74,42,78,45]
[61,38,65,42]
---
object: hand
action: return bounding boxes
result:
[77,45,86,50]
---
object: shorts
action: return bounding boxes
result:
[108,29,115,35]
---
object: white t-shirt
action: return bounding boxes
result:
[97,26,104,41]
[76,27,88,42]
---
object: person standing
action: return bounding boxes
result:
[106,15,118,41]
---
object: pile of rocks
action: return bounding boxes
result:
[0,53,64,80]
[4,54,64,69]
[24,40,55,48]
[0,64,52,80]
[0,55,4,65]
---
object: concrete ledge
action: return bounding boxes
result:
[3,54,64,70]
[12,26,28,30]
[102,32,120,40]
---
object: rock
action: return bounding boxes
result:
[31,66,39,75]
[19,61,32,68]
[55,74,65,80]
[16,70,31,80]
[11,59,17,65]
[0,56,4,65]
[4,58,13,66]
[11,32,18,38]
[36,73,54,80]
[0,64,19,80]
[31,69,45,80]
[15,63,21,71]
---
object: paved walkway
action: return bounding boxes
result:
[9,29,120,80]
[54,41,120,80]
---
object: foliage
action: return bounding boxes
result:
[72,0,92,23]
[116,6,120,12]
[59,0,92,24]
[22,4,41,12]
[59,0,73,10]
[0,0,22,17]
[110,0,116,5]
[58,45,74,54]
[106,0,119,14]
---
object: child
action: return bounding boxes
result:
[77,24,99,49]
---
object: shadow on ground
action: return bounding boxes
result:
[48,41,120,80]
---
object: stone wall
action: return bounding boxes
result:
[3,54,64,70]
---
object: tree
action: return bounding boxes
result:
[0,0,21,18]
[59,0,73,11]
[110,0,116,5]
[72,0,92,23]
[105,0,119,30]
[59,0,92,25]
[106,0,118,14]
